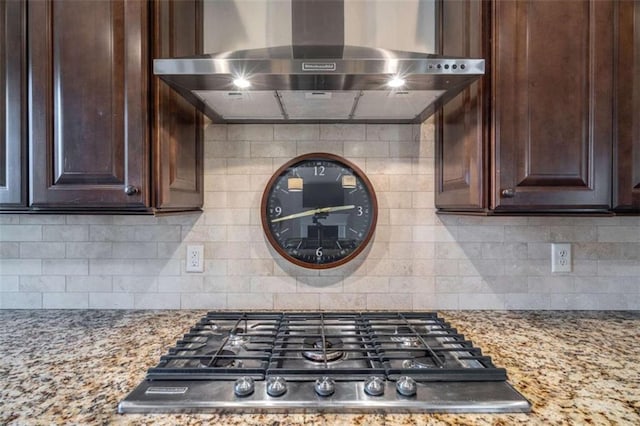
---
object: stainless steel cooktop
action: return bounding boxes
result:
[118,311,531,413]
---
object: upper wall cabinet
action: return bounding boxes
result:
[0,0,27,207]
[1,0,203,213]
[437,0,636,214]
[28,0,149,209]
[152,0,204,210]
[613,0,640,212]
[435,0,488,211]
[492,0,613,212]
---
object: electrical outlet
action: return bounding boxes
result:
[186,245,204,273]
[551,243,571,273]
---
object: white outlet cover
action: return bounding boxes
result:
[551,243,571,273]
[186,245,204,273]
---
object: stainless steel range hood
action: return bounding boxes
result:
[154,0,484,124]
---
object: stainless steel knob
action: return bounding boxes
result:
[364,376,385,396]
[501,188,515,198]
[233,376,255,397]
[124,185,139,196]
[314,376,336,397]
[396,376,417,397]
[266,376,287,397]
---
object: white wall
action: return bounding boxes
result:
[1,122,639,310]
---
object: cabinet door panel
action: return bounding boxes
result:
[493,0,613,210]
[435,0,486,210]
[613,0,640,211]
[153,0,203,210]
[28,0,148,208]
[0,0,26,207]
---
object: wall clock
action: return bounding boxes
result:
[261,153,378,269]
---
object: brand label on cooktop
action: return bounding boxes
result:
[145,387,188,395]
[302,62,337,72]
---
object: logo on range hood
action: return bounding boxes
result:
[302,63,337,72]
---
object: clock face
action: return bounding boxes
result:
[261,153,377,269]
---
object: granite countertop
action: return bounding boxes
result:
[1,310,638,425]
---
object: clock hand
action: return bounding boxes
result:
[271,205,355,223]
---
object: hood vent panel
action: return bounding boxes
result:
[155,1,485,124]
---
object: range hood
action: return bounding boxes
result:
[154,0,484,124]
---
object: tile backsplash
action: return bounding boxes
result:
[1,122,639,310]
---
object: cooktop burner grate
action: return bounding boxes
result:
[142,311,507,382]
[120,311,531,414]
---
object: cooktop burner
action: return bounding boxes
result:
[119,311,531,414]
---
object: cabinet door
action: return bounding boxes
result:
[613,0,640,211]
[435,0,487,211]
[152,0,204,211]
[0,0,26,207]
[493,0,613,211]
[28,0,149,209]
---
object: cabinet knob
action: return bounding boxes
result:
[124,185,139,196]
[501,188,516,198]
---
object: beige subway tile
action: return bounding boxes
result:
[320,293,366,310]
[0,259,41,275]
[183,226,227,242]
[297,277,343,293]
[228,259,273,276]
[251,276,297,293]
[134,293,181,309]
[66,276,112,293]
[0,292,42,308]
[0,242,20,258]
[296,140,344,156]
[251,140,296,158]
[181,293,227,309]
[227,292,273,309]
[228,124,273,141]
[19,276,65,292]
[66,242,112,259]
[0,225,42,242]
[205,209,251,225]
[274,293,320,310]
[366,124,413,141]
[343,276,389,293]
[344,141,389,158]
[320,124,365,141]
[227,158,274,175]
[274,124,318,140]
[204,276,250,293]
[204,123,227,141]
[366,293,412,310]
[505,293,552,310]
[42,259,88,276]
[113,276,159,293]
[18,242,64,259]
[89,292,134,309]
[389,276,434,293]
[158,276,204,293]
[0,276,19,291]
[44,292,89,309]
[19,215,65,225]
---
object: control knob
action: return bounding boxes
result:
[396,376,417,397]
[233,376,255,397]
[364,376,385,396]
[266,376,287,397]
[314,376,336,397]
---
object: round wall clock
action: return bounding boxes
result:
[261,153,378,269]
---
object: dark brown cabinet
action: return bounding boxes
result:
[152,0,204,210]
[28,0,149,209]
[1,0,203,213]
[492,0,613,212]
[435,0,488,211]
[0,0,27,207]
[437,0,636,214]
[613,0,640,211]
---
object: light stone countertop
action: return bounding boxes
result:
[1,310,639,425]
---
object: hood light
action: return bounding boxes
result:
[387,76,406,88]
[233,77,251,89]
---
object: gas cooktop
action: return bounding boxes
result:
[118,311,531,413]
